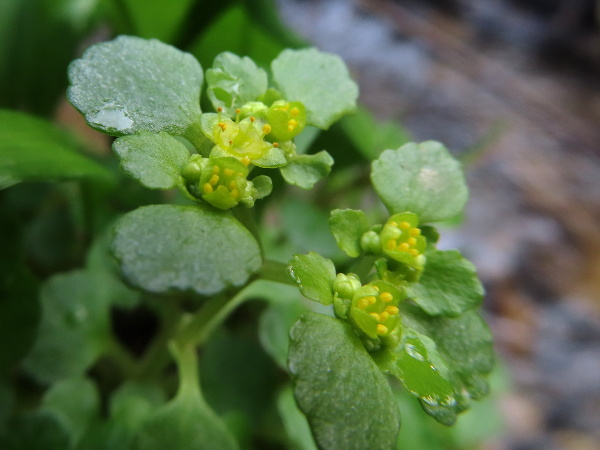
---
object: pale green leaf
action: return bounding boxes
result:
[112,204,262,295]
[371,141,468,223]
[280,151,333,189]
[329,209,369,257]
[68,36,203,137]
[272,48,358,129]
[112,131,190,189]
[287,252,336,305]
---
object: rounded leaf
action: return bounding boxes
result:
[112,205,262,295]
[68,36,203,136]
[371,141,468,223]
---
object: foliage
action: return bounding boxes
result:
[0,2,496,449]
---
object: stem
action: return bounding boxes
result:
[349,255,377,281]
[170,340,201,399]
[107,338,138,379]
[259,259,295,286]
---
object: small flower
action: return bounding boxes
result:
[379,212,426,269]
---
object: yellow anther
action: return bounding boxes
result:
[217,107,223,112]
[409,249,419,256]
[209,174,219,186]
[370,312,380,321]
[356,298,369,310]
[262,124,272,134]
[373,286,380,291]
[390,221,398,227]
[229,181,237,190]
[385,306,399,315]
[230,189,239,198]
[399,221,411,230]
[235,108,241,114]
[228,139,233,145]
[407,237,417,246]
[376,324,388,335]
[212,165,220,174]
[217,122,227,131]
[287,125,295,132]
[203,183,213,194]
[241,156,251,166]
[282,103,289,111]
[224,168,234,177]
[365,296,377,305]
[290,107,299,116]
[379,311,390,322]
[386,239,397,250]
[250,116,256,123]
[409,228,421,236]
[380,292,393,303]
[273,142,279,147]
[397,243,410,252]
[288,119,298,128]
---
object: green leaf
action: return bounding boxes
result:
[288,252,336,305]
[386,329,461,426]
[407,250,484,316]
[277,386,317,450]
[371,141,468,223]
[112,204,262,295]
[251,175,272,199]
[341,106,411,160]
[0,110,113,188]
[22,270,116,384]
[68,36,203,137]
[329,209,369,257]
[271,48,358,129]
[0,410,71,450]
[280,150,334,189]
[131,394,238,450]
[289,313,400,449]
[112,131,190,189]
[41,378,99,446]
[206,52,268,116]
[401,304,494,402]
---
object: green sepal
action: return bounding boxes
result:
[68,36,203,138]
[280,151,334,189]
[329,209,369,257]
[266,100,307,141]
[112,204,262,295]
[380,212,426,269]
[407,250,484,316]
[288,313,400,450]
[112,131,190,189]
[250,175,273,199]
[206,52,268,117]
[287,252,336,305]
[271,48,358,129]
[371,141,468,223]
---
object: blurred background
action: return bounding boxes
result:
[2,0,600,448]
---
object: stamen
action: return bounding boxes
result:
[399,221,411,230]
[407,237,417,246]
[217,122,227,131]
[273,142,279,147]
[380,292,393,303]
[230,189,239,198]
[357,298,369,309]
[229,181,237,190]
[376,324,388,335]
[379,311,390,322]
[212,165,220,174]
[409,228,421,236]
[262,124,272,134]
[241,156,251,166]
[224,168,234,176]
[290,107,299,116]
[385,306,399,315]
[288,119,297,128]
[203,183,213,194]
[397,243,410,252]
[370,312,380,321]
[390,221,398,227]
[209,174,219,186]
[250,116,256,123]
[365,296,377,305]
[386,239,397,250]
[409,249,419,256]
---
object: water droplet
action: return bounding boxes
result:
[90,107,133,130]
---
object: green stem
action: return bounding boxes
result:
[170,340,201,399]
[107,338,138,379]
[259,259,295,286]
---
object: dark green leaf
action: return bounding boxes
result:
[41,378,99,446]
[68,36,203,138]
[0,411,71,450]
[272,48,358,129]
[371,141,468,223]
[280,150,334,189]
[112,204,262,295]
[206,52,268,116]
[401,304,494,401]
[0,110,113,188]
[288,313,400,450]
[407,250,484,316]
[22,270,116,384]
[329,209,369,257]
[287,252,336,305]
[112,132,190,189]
